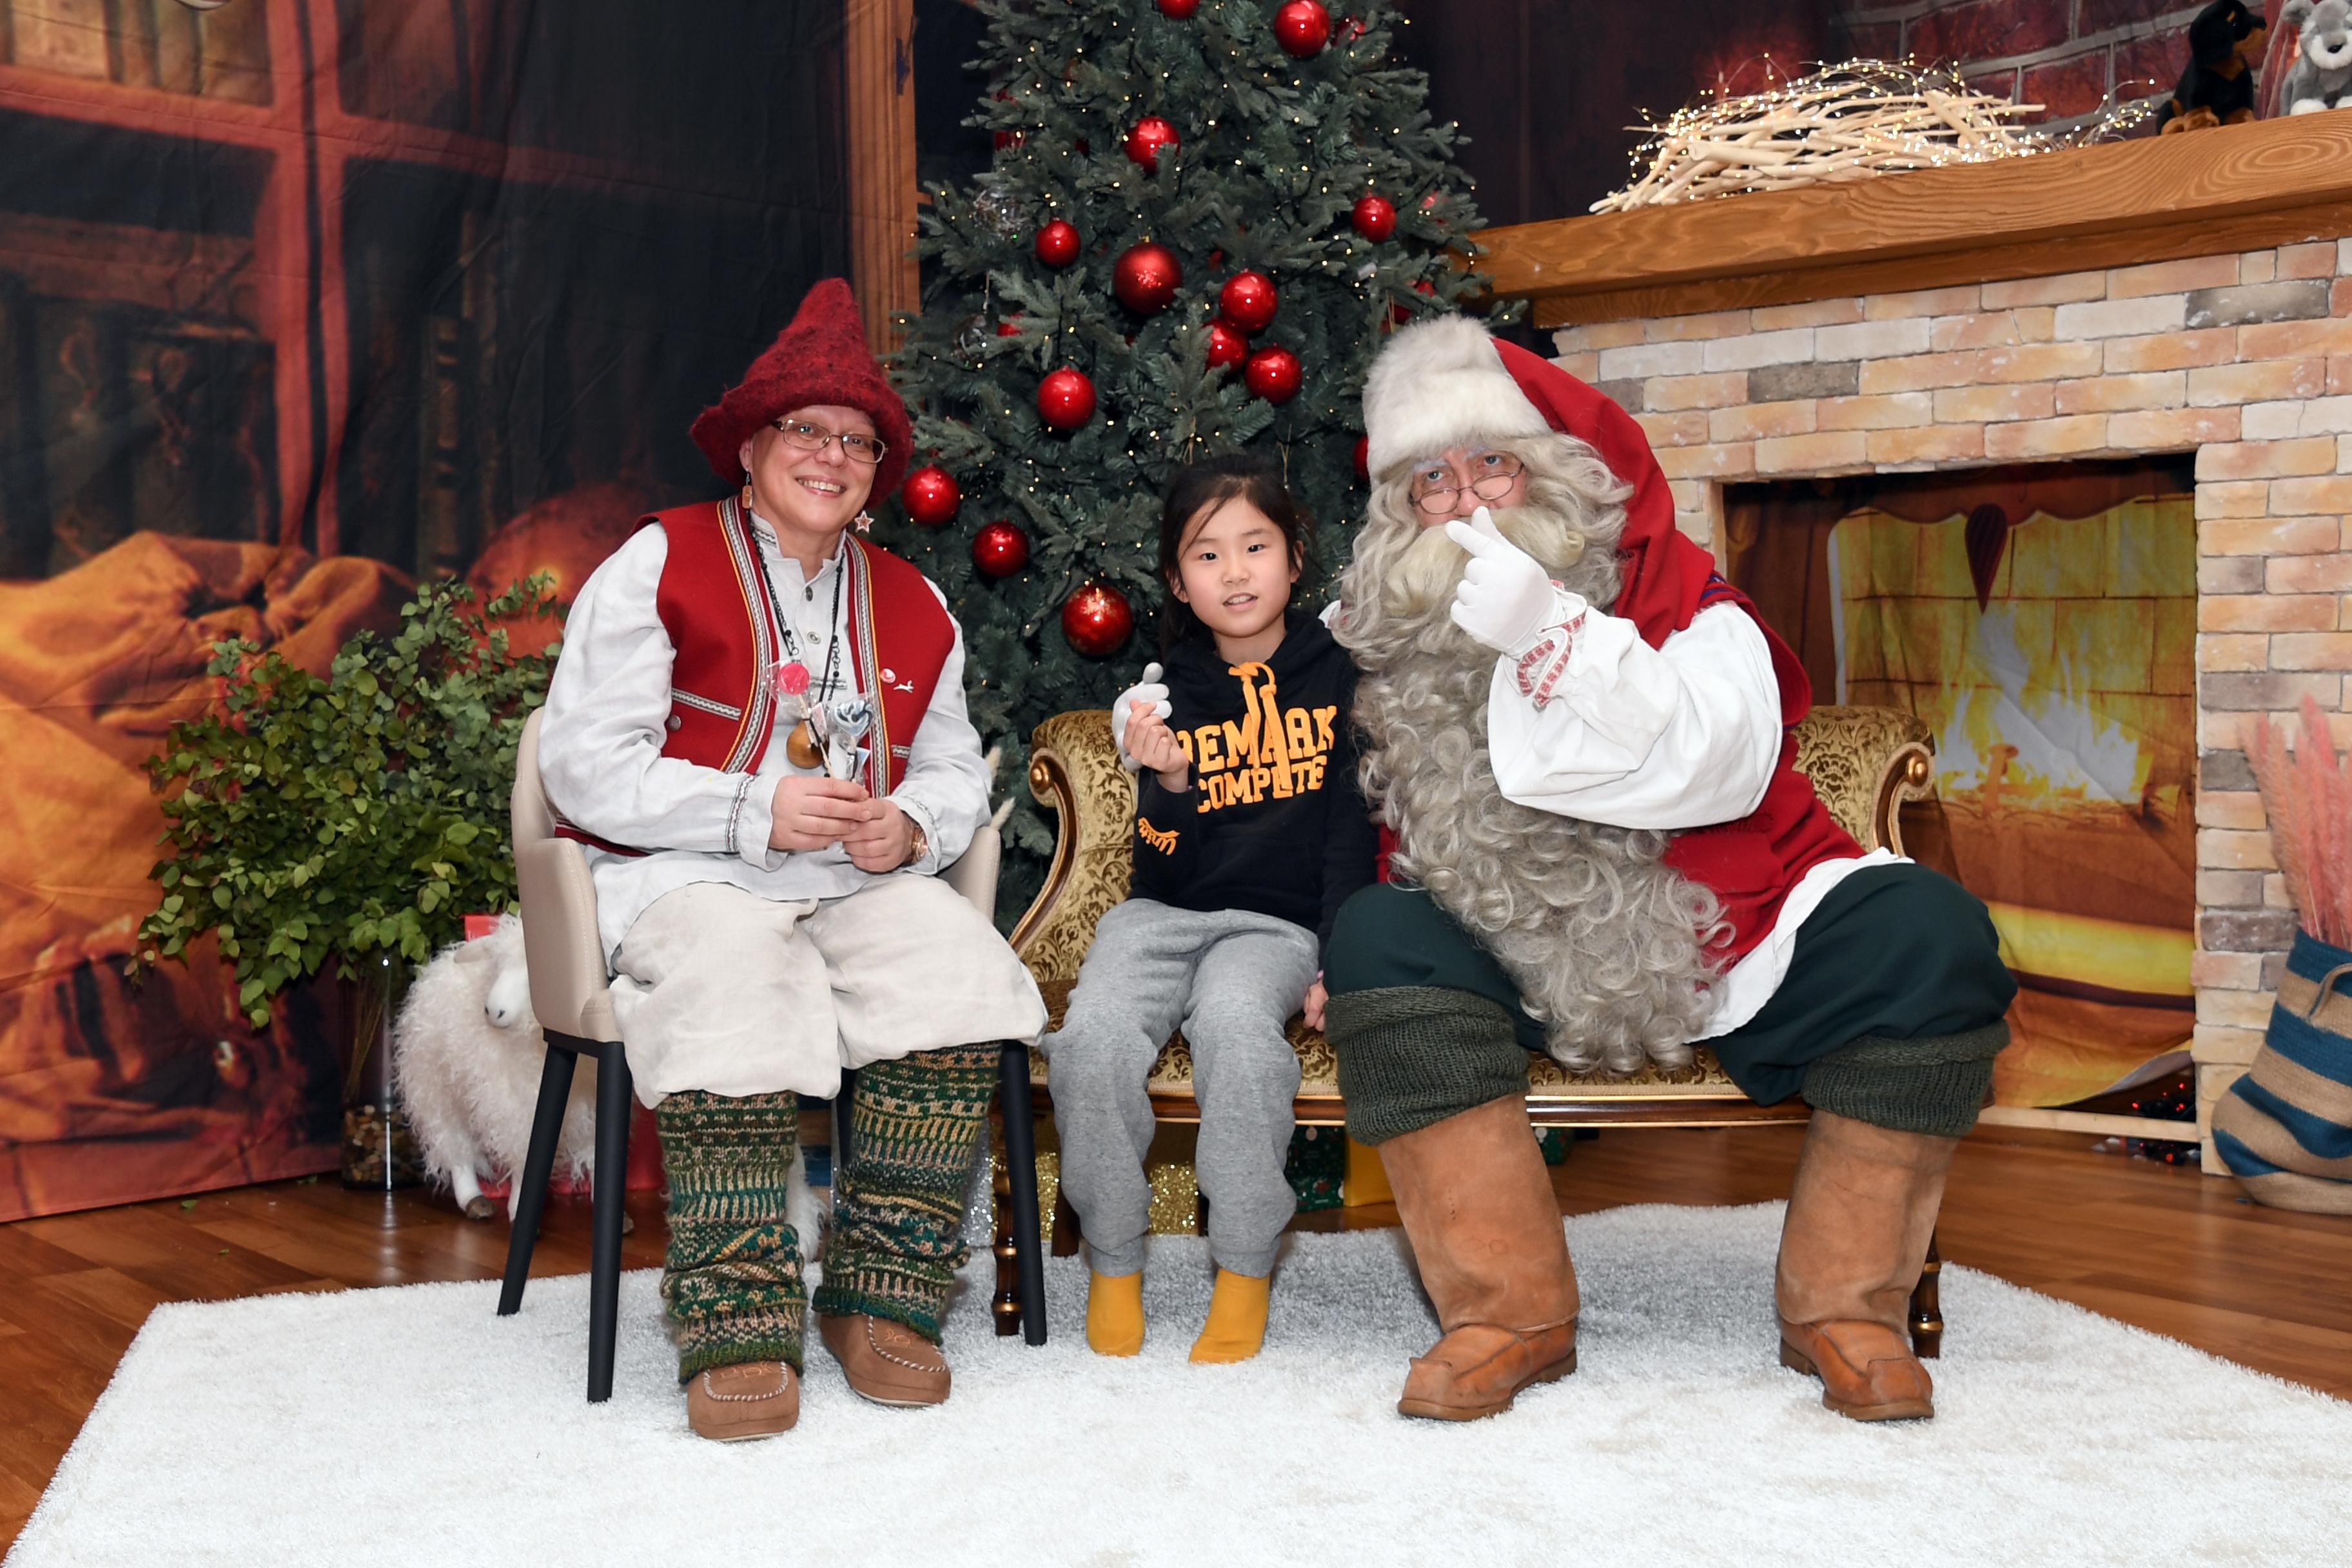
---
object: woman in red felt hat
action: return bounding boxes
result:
[538,278,1043,1442]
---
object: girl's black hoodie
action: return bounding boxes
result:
[1130,613,1378,961]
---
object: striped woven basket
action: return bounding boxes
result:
[2212,930,2352,1214]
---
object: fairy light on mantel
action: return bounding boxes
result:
[1592,57,2158,213]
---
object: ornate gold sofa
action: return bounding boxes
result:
[1012,703,1935,1123]
[1001,702,1950,1353]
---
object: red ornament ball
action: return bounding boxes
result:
[1350,194,1396,241]
[1113,242,1184,313]
[1205,318,1248,369]
[1353,435,1369,477]
[1219,270,1279,333]
[1244,345,1302,403]
[1124,115,1181,173]
[991,91,1024,150]
[1157,0,1199,15]
[1274,0,1332,57]
[1061,582,1135,657]
[1034,220,1079,268]
[903,466,961,527]
[973,521,1030,578]
[996,318,1023,337]
[1037,366,1097,429]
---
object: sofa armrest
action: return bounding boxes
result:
[1010,710,1138,990]
[1791,704,1937,855]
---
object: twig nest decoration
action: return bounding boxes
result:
[1593,60,2155,213]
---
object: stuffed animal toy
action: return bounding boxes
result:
[2158,0,2271,132]
[2280,0,2352,113]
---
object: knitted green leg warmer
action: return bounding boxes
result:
[1324,986,1527,1146]
[1802,1023,2012,1138]
[813,1044,998,1344]
[656,1088,806,1382]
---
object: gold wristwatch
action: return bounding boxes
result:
[903,819,930,867]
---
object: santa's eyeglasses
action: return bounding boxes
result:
[770,417,887,464]
[1407,450,1524,514]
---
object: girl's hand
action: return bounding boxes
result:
[769,776,872,851]
[1126,701,1190,791]
[1302,977,1329,1033]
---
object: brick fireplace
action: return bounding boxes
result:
[1479,115,2352,1167]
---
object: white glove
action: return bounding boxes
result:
[1444,507,1578,654]
[1110,662,1171,772]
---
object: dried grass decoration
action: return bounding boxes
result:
[1593,60,2157,213]
[2247,697,2352,949]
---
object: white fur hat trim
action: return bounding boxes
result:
[1361,315,1551,479]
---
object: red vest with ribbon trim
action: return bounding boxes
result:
[556,498,953,856]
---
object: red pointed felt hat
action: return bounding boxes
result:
[689,277,912,501]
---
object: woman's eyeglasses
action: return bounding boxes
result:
[772,418,887,465]
[1407,451,1524,515]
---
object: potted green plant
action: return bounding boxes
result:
[133,576,560,1188]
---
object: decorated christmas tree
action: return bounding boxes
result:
[881,0,1502,914]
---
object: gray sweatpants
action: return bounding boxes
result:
[1041,899,1319,1278]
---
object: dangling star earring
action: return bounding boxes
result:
[853,511,874,534]
[740,468,755,513]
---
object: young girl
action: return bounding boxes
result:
[1041,455,1378,1363]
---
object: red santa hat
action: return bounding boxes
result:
[689,277,913,501]
[1360,313,1701,646]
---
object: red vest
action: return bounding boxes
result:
[558,498,954,854]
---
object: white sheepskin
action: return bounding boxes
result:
[391,914,822,1248]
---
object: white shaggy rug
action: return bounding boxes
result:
[12,1203,2350,1567]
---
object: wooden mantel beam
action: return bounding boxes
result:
[1476,112,2352,329]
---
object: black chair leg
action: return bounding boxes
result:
[586,1043,633,1403]
[497,1042,578,1317]
[997,1043,1048,1346]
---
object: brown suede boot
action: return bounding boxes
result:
[1380,1093,1580,1421]
[1775,1109,1957,1422]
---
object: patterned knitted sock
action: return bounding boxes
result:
[813,1044,998,1344]
[656,1089,807,1382]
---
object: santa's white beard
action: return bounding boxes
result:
[1337,498,1723,1072]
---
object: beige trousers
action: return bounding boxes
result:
[609,875,1046,1106]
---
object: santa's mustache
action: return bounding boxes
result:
[1379,503,1589,623]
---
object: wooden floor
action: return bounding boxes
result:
[4,1125,2347,1551]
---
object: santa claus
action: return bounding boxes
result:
[1320,315,2016,1425]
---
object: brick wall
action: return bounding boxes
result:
[1833,1,2202,122]
[1549,237,2352,1166]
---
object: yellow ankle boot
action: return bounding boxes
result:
[1189,1269,1271,1364]
[1086,1269,1145,1357]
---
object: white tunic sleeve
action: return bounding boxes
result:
[884,580,993,874]
[538,525,779,868]
[1485,600,1782,832]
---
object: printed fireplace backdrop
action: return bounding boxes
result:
[0,0,859,1220]
[1730,460,2200,1110]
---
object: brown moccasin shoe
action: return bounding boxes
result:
[1396,1318,1578,1422]
[818,1312,950,1407]
[1779,1318,1934,1422]
[685,1360,799,1441]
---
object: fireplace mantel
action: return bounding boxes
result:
[1479,113,2352,328]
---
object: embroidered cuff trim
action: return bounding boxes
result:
[725,774,758,859]
[1512,612,1586,709]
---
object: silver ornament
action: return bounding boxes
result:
[952,315,992,364]
[972,185,1029,242]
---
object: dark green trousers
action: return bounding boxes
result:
[1322,863,2016,1141]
